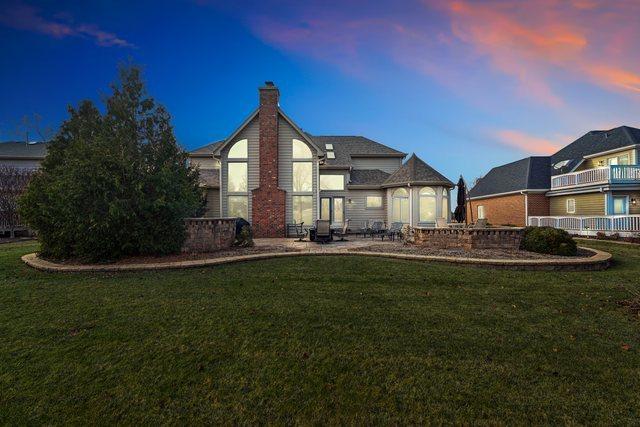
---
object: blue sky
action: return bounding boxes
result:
[1,0,639,183]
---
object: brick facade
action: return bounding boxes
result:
[467,193,550,227]
[251,83,287,237]
[526,193,550,217]
[467,194,526,226]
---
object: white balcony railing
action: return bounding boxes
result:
[528,215,640,234]
[550,165,640,189]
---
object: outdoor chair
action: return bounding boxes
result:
[315,219,332,244]
[382,221,404,241]
[333,219,350,241]
[290,222,308,242]
[368,221,385,239]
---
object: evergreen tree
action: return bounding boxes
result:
[20,66,201,261]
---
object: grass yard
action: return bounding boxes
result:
[1,240,639,424]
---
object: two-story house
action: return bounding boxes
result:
[469,126,640,235]
[189,82,454,237]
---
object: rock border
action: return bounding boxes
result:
[21,246,611,273]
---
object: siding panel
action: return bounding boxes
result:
[549,193,605,216]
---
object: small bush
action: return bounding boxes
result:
[235,225,254,248]
[521,226,577,256]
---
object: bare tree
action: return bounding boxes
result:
[15,113,55,143]
[0,166,35,238]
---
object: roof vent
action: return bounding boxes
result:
[553,159,571,169]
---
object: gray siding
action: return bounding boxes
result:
[190,157,220,169]
[279,117,319,225]
[0,159,42,169]
[204,188,220,217]
[345,189,387,228]
[220,116,260,222]
[351,157,403,173]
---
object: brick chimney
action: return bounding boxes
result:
[252,82,286,237]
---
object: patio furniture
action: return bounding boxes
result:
[367,221,385,239]
[315,219,332,244]
[332,219,350,241]
[382,221,404,241]
[290,222,308,242]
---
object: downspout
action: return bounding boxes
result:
[521,190,528,226]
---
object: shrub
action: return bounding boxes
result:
[521,226,577,256]
[19,66,202,262]
[235,225,254,248]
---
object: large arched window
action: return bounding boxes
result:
[292,139,313,224]
[391,188,410,223]
[228,139,248,159]
[419,187,436,222]
[441,189,449,219]
[292,139,312,159]
[227,139,248,220]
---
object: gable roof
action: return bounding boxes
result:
[210,108,323,157]
[189,140,223,157]
[309,135,405,167]
[349,169,390,186]
[551,126,640,167]
[468,156,550,198]
[0,141,48,159]
[382,154,453,187]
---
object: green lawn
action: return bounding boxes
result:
[1,241,639,424]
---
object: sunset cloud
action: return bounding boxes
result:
[0,2,134,48]
[494,130,565,155]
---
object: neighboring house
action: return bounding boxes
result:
[0,141,48,169]
[188,82,453,238]
[469,126,640,234]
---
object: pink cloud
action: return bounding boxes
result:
[494,130,565,155]
[0,2,134,47]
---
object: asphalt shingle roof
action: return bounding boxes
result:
[383,154,454,187]
[308,135,405,166]
[349,169,390,186]
[0,141,48,158]
[552,126,640,166]
[468,156,551,198]
[189,140,223,156]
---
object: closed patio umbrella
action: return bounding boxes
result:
[453,175,467,224]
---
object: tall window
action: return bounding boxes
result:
[292,139,313,224]
[566,198,576,214]
[419,187,436,222]
[227,139,248,219]
[441,189,449,219]
[392,188,410,223]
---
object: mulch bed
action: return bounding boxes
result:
[351,243,593,260]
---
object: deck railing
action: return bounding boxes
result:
[550,165,640,189]
[528,215,640,233]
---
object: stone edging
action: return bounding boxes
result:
[21,246,611,273]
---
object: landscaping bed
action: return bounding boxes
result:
[352,243,594,260]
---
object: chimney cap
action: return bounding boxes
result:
[264,81,275,87]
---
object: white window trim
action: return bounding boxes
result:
[566,198,576,214]
[477,205,485,220]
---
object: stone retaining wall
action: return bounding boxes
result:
[182,218,236,253]
[414,227,524,250]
